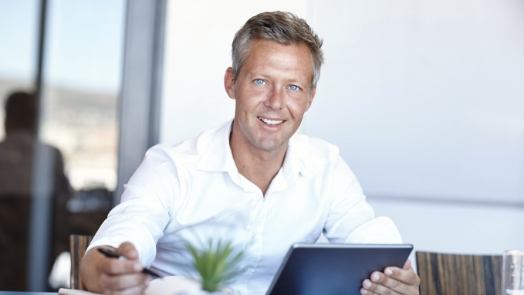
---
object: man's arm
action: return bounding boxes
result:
[81,145,180,291]
[322,156,420,294]
[80,242,149,293]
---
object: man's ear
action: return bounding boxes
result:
[224,67,235,99]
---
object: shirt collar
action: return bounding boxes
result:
[196,120,237,173]
[283,134,310,178]
[196,120,309,179]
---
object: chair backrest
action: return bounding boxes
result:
[0,197,31,290]
[69,234,93,289]
[416,251,502,295]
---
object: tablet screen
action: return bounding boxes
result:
[267,243,413,295]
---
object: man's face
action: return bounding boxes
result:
[225,39,316,155]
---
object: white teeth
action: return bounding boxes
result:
[259,117,283,125]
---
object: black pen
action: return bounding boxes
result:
[97,247,162,278]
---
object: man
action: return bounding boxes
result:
[80,11,420,294]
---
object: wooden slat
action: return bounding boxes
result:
[416,251,502,295]
[69,234,93,289]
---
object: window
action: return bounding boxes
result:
[0,0,125,290]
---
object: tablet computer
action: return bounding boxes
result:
[267,243,413,295]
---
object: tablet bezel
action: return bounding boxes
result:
[266,243,414,295]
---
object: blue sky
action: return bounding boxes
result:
[0,0,125,93]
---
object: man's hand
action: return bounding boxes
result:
[360,260,420,295]
[79,242,149,294]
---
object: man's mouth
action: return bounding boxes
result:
[258,116,285,126]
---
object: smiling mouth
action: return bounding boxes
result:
[258,116,285,126]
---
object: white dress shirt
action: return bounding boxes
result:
[90,120,402,294]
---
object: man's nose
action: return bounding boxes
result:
[264,87,284,110]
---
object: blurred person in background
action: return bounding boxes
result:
[0,90,72,290]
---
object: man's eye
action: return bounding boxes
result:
[254,79,266,86]
[288,84,301,92]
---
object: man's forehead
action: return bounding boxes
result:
[245,39,313,63]
[242,39,315,80]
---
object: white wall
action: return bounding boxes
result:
[304,0,524,204]
[160,0,524,254]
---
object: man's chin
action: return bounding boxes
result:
[255,139,289,154]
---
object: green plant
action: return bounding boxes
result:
[185,238,244,292]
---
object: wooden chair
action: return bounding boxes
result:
[416,251,502,295]
[69,234,93,289]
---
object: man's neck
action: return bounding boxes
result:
[230,131,287,195]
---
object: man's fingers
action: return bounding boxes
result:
[118,242,139,260]
[81,243,146,294]
[361,276,402,295]
[99,272,148,291]
[384,265,421,287]
[369,271,404,294]
[97,254,142,275]
[360,287,381,295]
[102,283,147,295]
[362,267,420,295]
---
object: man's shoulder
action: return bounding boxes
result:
[291,133,340,159]
[144,137,201,166]
[144,122,230,167]
[289,133,343,175]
